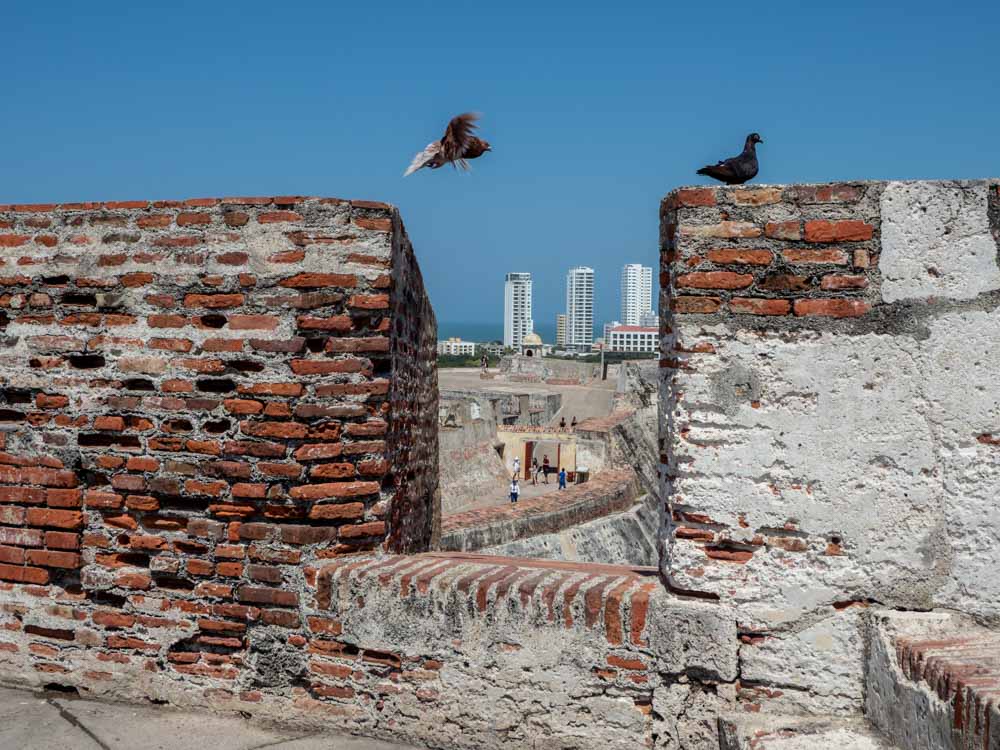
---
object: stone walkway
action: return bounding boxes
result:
[0,686,419,750]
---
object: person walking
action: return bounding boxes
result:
[570,416,577,428]
[542,454,550,484]
[509,476,520,504]
[531,457,539,485]
[512,456,521,479]
[481,353,488,372]
[559,417,566,429]
[558,467,567,490]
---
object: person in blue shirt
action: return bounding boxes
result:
[558,468,567,490]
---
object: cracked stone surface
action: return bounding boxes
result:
[0,687,419,750]
[880,181,1000,302]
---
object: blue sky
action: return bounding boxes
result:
[2,1,998,334]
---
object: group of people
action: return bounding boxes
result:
[508,456,567,503]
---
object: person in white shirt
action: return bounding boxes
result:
[512,457,520,478]
[509,477,520,504]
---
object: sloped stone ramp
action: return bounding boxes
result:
[719,715,898,749]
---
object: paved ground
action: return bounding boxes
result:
[0,686,420,750]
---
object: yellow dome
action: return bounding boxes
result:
[522,333,542,346]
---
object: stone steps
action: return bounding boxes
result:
[719,714,899,749]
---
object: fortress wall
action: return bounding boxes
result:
[659,180,1000,713]
[0,194,740,750]
[0,195,438,707]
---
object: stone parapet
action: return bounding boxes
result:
[313,551,738,748]
[438,468,641,551]
[660,180,1000,712]
[0,194,438,718]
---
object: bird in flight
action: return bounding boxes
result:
[404,113,492,176]
[697,133,763,184]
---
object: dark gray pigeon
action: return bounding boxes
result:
[697,133,763,184]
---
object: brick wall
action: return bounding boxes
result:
[659,180,1000,714]
[0,195,437,693]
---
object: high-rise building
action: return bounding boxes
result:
[565,266,594,352]
[555,314,567,348]
[503,272,533,349]
[620,264,653,326]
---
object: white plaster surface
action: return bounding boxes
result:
[663,307,1000,629]
[739,608,865,713]
[880,181,1000,302]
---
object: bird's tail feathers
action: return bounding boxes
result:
[404,142,440,177]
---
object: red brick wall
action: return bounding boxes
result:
[661,184,879,323]
[0,196,437,688]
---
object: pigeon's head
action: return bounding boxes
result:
[747,133,763,146]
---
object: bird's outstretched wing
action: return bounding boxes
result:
[441,112,480,162]
[404,142,441,177]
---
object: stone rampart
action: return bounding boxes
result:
[0,195,438,707]
[439,468,641,551]
[660,180,1000,714]
[313,552,737,748]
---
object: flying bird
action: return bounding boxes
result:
[404,113,492,176]
[697,133,763,185]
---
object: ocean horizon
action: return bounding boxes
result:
[439,321,596,345]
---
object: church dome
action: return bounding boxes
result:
[522,332,542,346]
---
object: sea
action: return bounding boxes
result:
[438,321,563,345]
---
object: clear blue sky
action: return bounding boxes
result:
[2,1,997,334]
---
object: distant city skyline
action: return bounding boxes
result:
[471,261,659,347]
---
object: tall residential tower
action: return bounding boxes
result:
[620,263,653,326]
[503,272,533,349]
[565,266,594,352]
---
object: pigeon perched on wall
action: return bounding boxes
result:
[404,113,492,176]
[697,133,763,184]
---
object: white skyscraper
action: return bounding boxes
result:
[620,263,653,326]
[503,272,533,348]
[565,266,594,352]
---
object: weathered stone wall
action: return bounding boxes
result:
[313,552,738,749]
[439,468,641,552]
[659,180,1000,714]
[499,355,601,384]
[438,392,511,515]
[481,492,660,566]
[0,195,437,698]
